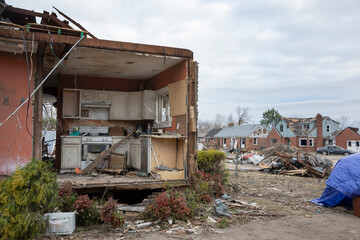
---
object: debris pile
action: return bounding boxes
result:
[258,144,333,178]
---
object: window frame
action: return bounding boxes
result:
[326,124,330,133]
[299,138,308,147]
[155,87,172,128]
[309,138,314,147]
[280,125,284,132]
[254,137,257,145]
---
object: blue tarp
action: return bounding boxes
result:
[311,152,360,209]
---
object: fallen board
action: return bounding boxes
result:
[81,129,135,175]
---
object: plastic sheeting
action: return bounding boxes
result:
[311,152,360,209]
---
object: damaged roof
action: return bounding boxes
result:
[0,2,193,86]
[282,117,316,136]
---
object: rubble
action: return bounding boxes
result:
[258,144,333,178]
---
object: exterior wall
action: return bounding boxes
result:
[322,118,340,138]
[0,51,33,175]
[276,120,296,137]
[336,128,360,150]
[245,137,269,150]
[268,128,282,145]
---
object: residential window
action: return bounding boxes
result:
[326,124,330,133]
[328,140,333,145]
[223,138,226,145]
[272,139,277,144]
[207,138,210,143]
[156,87,172,128]
[357,141,360,147]
[348,141,351,147]
[254,138,257,145]
[303,124,310,130]
[309,138,314,147]
[299,138,307,147]
[280,125,284,132]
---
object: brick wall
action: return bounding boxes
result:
[336,128,360,149]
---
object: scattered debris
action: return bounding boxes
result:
[256,144,333,177]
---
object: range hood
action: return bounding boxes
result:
[82,102,110,108]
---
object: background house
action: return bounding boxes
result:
[214,124,270,151]
[335,127,360,152]
[273,113,341,151]
[204,128,222,147]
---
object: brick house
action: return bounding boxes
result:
[204,128,222,147]
[272,113,341,151]
[214,124,270,151]
[335,127,360,152]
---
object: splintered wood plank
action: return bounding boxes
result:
[81,130,135,175]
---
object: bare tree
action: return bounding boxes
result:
[235,106,250,125]
[213,113,227,128]
[227,113,235,124]
[198,119,214,132]
[336,116,349,130]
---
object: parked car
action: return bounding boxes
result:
[316,145,354,156]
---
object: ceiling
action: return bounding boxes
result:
[42,46,185,87]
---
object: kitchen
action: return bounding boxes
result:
[48,45,197,186]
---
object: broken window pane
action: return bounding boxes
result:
[300,139,307,147]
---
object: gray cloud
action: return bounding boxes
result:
[9,0,360,124]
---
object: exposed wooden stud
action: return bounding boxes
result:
[33,42,46,160]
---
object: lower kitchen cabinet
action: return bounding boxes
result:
[61,136,81,169]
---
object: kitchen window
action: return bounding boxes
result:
[156,87,172,128]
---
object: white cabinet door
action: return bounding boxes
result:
[110,92,127,120]
[81,89,97,102]
[61,141,81,169]
[97,90,111,103]
[143,90,156,119]
[128,92,142,120]
[129,139,141,170]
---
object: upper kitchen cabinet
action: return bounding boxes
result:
[127,92,142,120]
[63,89,81,118]
[97,90,111,103]
[143,90,156,120]
[81,89,97,102]
[110,92,127,120]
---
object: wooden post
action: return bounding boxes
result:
[33,42,45,160]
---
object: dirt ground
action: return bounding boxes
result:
[47,169,360,240]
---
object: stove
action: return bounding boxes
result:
[82,136,112,144]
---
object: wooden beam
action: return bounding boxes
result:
[49,12,71,29]
[81,129,136,175]
[5,6,45,18]
[33,42,46,160]
[53,6,97,39]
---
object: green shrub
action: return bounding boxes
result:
[184,188,203,216]
[0,159,59,239]
[197,149,229,184]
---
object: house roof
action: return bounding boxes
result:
[0,4,193,87]
[282,117,316,136]
[214,124,267,138]
[204,128,222,138]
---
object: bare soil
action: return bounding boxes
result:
[45,171,360,240]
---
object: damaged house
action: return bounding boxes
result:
[0,3,198,192]
[268,114,341,151]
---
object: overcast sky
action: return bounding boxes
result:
[9,0,360,125]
